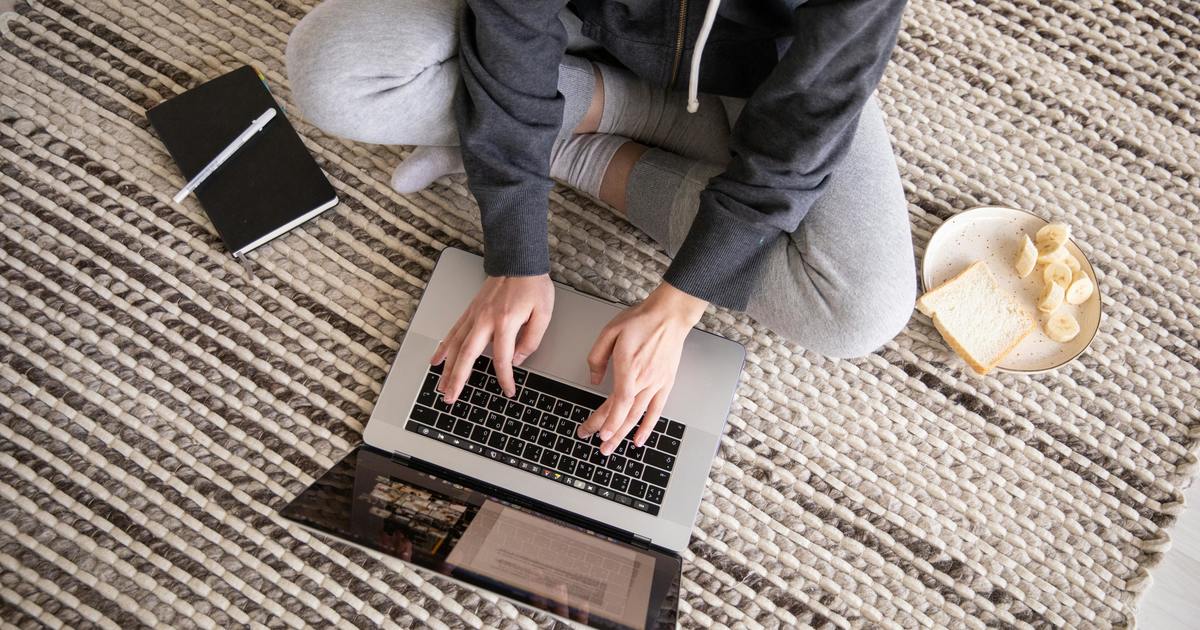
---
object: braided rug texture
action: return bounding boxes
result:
[2,0,1198,628]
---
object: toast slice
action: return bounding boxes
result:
[918,261,1036,374]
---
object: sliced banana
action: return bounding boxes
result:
[1014,235,1038,278]
[1064,254,1081,273]
[1043,261,1073,287]
[1045,312,1081,343]
[1037,245,1071,265]
[1066,271,1094,305]
[1038,280,1065,313]
[1036,222,1071,255]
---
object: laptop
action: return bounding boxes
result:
[280,247,745,629]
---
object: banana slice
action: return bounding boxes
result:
[1043,261,1073,287]
[1038,280,1065,313]
[1037,245,1071,266]
[1014,235,1038,278]
[1045,312,1080,343]
[1036,222,1071,255]
[1064,254,1081,273]
[1066,271,1094,305]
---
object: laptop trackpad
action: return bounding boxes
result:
[279,446,680,630]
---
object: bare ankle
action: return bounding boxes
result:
[575,63,604,134]
[598,141,649,215]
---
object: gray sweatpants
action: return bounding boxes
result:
[286,0,916,358]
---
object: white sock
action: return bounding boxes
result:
[595,62,731,164]
[549,133,629,199]
[390,145,465,193]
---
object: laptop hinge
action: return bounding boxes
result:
[390,450,412,464]
[631,534,652,550]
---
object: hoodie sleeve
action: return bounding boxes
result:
[454,0,568,277]
[664,0,907,310]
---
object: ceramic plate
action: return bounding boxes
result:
[921,206,1102,373]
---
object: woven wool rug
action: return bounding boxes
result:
[2,0,1198,627]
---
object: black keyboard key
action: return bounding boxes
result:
[505,438,526,456]
[535,393,557,412]
[540,450,560,469]
[470,425,491,444]
[512,366,528,385]
[487,394,508,412]
[644,485,665,505]
[611,474,630,493]
[555,435,574,454]
[469,405,488,423]
[633,499,653,514]
[592,468,612,487]
[556,418,576,436]
[644,467,670,488]
[643,432,658,449]
[471,388,490,407]
[488,432,508,450]
[505,400,524,418]
[430,362,444,375]
[575,461,595,480]
[432,396,451,413]
[657,435,681,455]
[608,456,626,475]
[525,372,606,410]
[484,376,503,395]
[538,415,557,431]
[523,443,543,461]
[468,371,487,388]
[553,400,573,418]
[570,406,589,422]
[629,479,648,499]
[502,419,521,436]
[558,456,577,475]
[520,423,540,442]
[625,461,645,479]
[572,442,592,460]
[473,355,490,371]
[537,430,557,448]
[665,420,685,439]
[522,406,542,424]
[589,449,608,466]
[452,419,473,438]
[436,413,456,432]
[451,401,470,418]
[518,388,540,406]
[615,493,632,507]
[654,418,669,434]
[485,412,504,430]
[410,404,438,426]
[643,449,675,472]
[625,446,644,462]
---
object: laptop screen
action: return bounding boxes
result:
[279,446,680,629]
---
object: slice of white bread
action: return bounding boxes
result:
[917,261,1036,375]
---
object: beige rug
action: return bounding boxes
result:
[2,0,1198,627]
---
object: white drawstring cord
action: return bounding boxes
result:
[687,0,722,113]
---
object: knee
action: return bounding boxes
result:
[285,0,459,141]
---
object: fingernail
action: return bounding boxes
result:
[514,353,527,366]
[577,428,590,439]
[504,388,515,398]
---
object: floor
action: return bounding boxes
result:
[1136,480,1200,628]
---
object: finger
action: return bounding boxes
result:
[437,326,466,398]
[578,399,609,438]
[490,318,522,397]
[631,389,669,448]
[597,375,637,442]
[430,314,467,364]
[513,306,551,366]
[601,387,653,455]
[585,327,618,385]
[444,326,490,403]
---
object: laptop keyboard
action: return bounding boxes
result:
[404,356,685,516]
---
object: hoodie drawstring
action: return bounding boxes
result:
[687,0,722,113]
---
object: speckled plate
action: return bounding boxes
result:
[921,206,1102,373]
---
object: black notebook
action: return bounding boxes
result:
[147,65,338,257]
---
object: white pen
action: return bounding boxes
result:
[173,107,277,204]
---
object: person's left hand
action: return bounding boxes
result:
[577,282,708,456]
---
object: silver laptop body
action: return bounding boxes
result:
[363,247,744,553]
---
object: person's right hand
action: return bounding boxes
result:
[431,274,554,403]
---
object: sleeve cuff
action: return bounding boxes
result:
[663,191,780,310]
[474,184,552,277]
